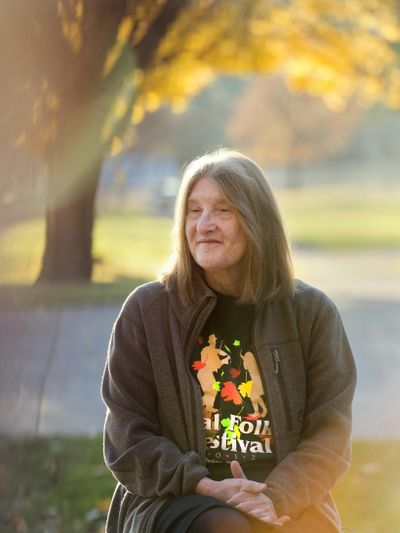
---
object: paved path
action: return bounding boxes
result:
[1,250,399,439]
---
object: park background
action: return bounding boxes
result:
[1,1,400,532]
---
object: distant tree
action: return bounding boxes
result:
[131,76,247,164]
[227,75,363,186]
[4,0,400,281]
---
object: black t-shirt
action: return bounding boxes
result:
[191,292,275,479]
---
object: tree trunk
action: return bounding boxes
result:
[37,162,101,282]
[36,0,186,283]
[34,0,129,283]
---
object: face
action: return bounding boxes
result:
[185,177,247,291]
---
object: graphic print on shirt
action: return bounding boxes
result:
[193,333,231,415]
[192,333,273,464]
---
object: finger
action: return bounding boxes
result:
[258,515,281,525]
[227,490,255,505]
[234,502,255,512]
[227,485,266,507]
[235,502,272,515]
[243,480,267,493]
[245,508,278,524]
[272,515,291,526]
[228,481,266,496]
[230,460,246,479]
[231,497,273,516]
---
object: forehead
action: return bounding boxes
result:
[187,177,227,202]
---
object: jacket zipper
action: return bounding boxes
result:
[184,296,215,462]
[249,307,277,448]
[271,347,293,432]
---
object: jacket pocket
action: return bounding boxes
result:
[271,347,293,431]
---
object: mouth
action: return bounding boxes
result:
[197,239,221,245]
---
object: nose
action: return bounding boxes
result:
[197,210,216,233]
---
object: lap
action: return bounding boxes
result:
[152,493,339,533]
[152,494,276,533]
[152,494,233,533]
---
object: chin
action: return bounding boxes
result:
[195,256,220,270]
[199,263,219,272]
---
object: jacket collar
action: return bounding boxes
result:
[164,270,216,329]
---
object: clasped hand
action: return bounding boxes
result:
[195,460,290,527]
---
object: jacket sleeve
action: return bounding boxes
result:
[101,306,209,498]
[264,292,357,518]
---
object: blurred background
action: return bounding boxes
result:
[0,1,399,532]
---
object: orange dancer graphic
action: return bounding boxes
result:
[240,351,268,418]
[196,334,230,416]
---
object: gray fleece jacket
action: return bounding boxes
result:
[101,276,356,533]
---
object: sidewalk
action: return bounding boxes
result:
[0,305,116,436]
[1,249,399,438]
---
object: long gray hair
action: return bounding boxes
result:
[161,148,295,304]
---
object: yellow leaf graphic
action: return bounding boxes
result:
[238,380,253,398]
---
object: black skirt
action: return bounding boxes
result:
[152,461,276,532]
[152,494,233,533]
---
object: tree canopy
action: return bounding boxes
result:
[127,0,400,127]
[9,0,400,160]
[227,74,362,170]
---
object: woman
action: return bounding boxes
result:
[102,149,356,533]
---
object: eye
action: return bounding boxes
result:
[217,205,231,214]
[187,205,202,217]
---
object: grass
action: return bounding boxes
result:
[277,184,400,250]
[0,212,172,307]
[0,213,172,286]
[333,441,400,533]
[0,184,399,306]
[0,435,399,533]
[0,435,110,533]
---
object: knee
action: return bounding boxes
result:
[188,506,253,533]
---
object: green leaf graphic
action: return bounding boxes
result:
[221,418,231,428]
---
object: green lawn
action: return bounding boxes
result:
[277,184,400,250]
[0,212,172,307]
[0,184,399,306]
[0,436,399,533]
[0,213,172,286]
[333,441,400,533]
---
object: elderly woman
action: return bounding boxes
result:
[102,149,356,533]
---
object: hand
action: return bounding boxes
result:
[228,461,291,527]
[195,474,266,503]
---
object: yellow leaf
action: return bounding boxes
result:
[114,98,128,119]
[103,16,134,77]
[145,92,160,112]
[131,105,145,125]
[238,380,253,398]
[110,137,123,156]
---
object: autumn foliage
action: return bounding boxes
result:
[3,0,400,281]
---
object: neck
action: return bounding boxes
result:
[204,270,241,297]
